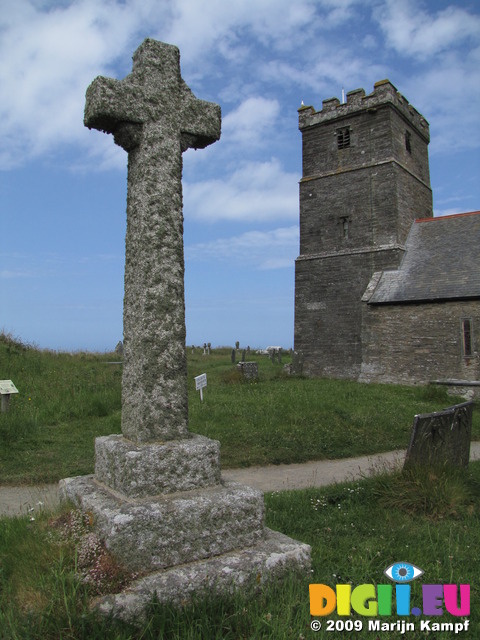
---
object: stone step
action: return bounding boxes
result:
[93,528,311,624]
[59,475,265,573]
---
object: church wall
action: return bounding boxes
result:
[295,247,405,378]
[360,300,480,384]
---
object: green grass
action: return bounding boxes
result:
[1,462,479,639]
[1,332,478,638]
[1,332,478,484]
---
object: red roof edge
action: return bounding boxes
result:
[415,211,480,223]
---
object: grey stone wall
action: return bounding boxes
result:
[295,248,405,378]
[360,300,480,384]
[294,80,433,380]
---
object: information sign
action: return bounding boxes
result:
[194,373,207,401]
[0,380,18,395]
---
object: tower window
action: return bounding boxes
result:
[337,127,350,149]
[405,130,412,154]
[462,318,473,357]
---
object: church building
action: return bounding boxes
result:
[294,80,479,390]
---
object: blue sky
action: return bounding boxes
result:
[1,0,479,352]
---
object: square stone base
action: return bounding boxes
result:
[95,434,221,498]
[59,474,265,573]
[93,528,311,624]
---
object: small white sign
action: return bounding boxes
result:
[195,373,207,390]
[0,380,19,395]
[194,373,207,401]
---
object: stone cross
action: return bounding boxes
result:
[84,39,221,442]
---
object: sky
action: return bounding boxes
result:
[1,0,479,352]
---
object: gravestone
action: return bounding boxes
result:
[59,39,310,623]
[237,361,259,381]
[404,401,473,470]
[291,350,305,375]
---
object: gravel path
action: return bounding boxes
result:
[2,442,479,518]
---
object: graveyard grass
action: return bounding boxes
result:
[1,332,478,484]
[1,332,479,638]
[1,463,479,638]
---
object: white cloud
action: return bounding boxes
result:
[0,0,169,168]
[398,48,480,154]
[222,97,280,146]
[184,159,299,222]
[186,225,298,269]
[374,0,480,60]
[258,46,386,100]
[164,0,319,63]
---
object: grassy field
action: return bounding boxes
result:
[1,332,478,484]
[0,332,478,638]
[0,463,478,638]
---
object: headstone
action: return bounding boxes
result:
[404,401,473,470]
[114,341,123,356]
[231,348,236,364]
[291,350,305,375]
[59,39,309,623]
[237,361,259,381]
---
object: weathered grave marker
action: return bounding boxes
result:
[237,361,259,381]
[291,349,305,375]
[60,39,310,622]
[404,401,473,469]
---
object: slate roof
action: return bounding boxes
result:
[366,211,480,304]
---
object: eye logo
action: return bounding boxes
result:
[384,562,424,583]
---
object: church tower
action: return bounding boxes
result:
[294,80,433,378]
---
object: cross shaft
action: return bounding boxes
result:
[85,39,221,442]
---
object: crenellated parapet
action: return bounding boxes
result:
[299,79,429,142]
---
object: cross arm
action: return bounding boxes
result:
[84,76,143,134]
[180,81,221,151]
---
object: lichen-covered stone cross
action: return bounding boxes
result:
[84,39,221,442]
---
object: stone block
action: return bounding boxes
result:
[93,528,311,624]
[95,434,221,498]
[60,475,264,573]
